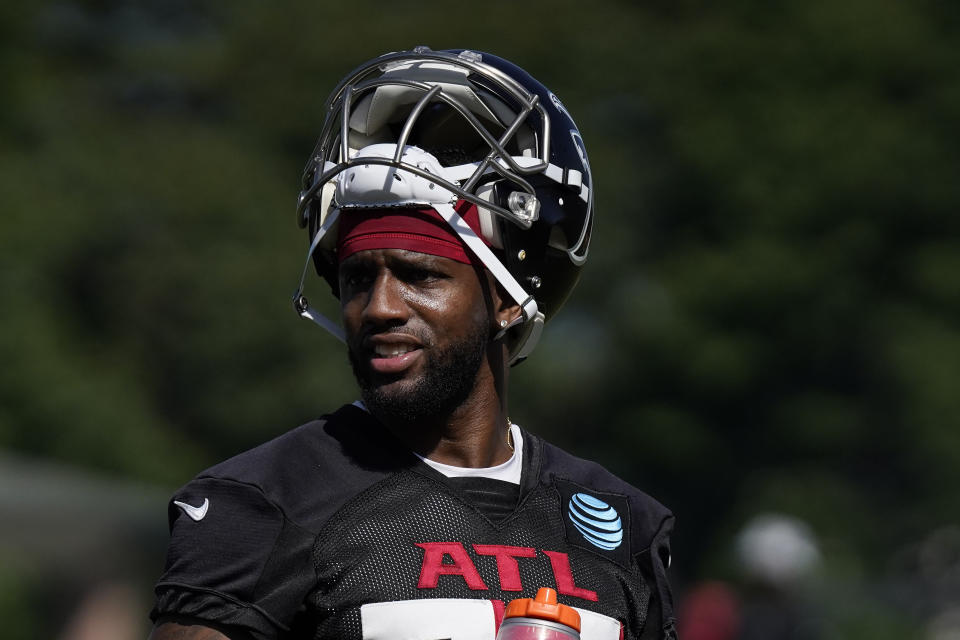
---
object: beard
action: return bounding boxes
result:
[348,322,488,426]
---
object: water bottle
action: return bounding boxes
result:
[496,587,581,640]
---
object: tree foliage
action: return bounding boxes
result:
[2,0,959,635]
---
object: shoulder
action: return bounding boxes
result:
[182,404,415,531]
[531,433,674,551]
[526,433,678,635]
[153,405,418,633]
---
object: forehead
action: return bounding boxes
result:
[339,249,490,310]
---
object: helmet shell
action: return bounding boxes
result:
[297,47,595,358]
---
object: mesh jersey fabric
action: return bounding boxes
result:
[445,477,521,522]
[152,404,676,639]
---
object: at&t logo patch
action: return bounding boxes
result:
[556,479,631,567]
[568,493,623,550]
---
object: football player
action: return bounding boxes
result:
[149,46,676,640]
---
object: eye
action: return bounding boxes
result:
[408,267,436,282]
[397,264,447,285]
[342,274,363,288]
[339,265,374,292]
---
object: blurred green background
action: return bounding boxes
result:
[2,0,959,637]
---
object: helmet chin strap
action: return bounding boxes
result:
[292,208,346,344]
[431,202,543,364]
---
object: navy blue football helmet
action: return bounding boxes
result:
[293,46,594,363]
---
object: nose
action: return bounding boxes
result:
[360,271,408,326]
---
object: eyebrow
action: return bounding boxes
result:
[386,251,453,270]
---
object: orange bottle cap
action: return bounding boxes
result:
[503,587,581,632]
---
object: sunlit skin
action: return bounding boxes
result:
[338,248,520,469]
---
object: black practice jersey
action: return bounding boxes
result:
[152,405,676,639]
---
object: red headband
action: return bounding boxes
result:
[336,201,489,264]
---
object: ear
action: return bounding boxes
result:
[484,271,522,331]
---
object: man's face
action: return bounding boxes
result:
[339,248,493,424]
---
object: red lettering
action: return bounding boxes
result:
[491,599,506,631]
[473,544,537,591]
[416,542,488,590]
[415,543,600,603]
[543,550,599,601]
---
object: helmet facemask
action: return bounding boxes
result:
[294,48,593,364]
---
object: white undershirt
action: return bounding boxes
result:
[415,422,523,485]
[353,401,524,485]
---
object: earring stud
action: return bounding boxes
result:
[500,319,508,328]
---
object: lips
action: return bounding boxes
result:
[365,335,424,375]
[374,343,417,358]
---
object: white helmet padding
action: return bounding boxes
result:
[336,144,459,208]
[313,144,504,253]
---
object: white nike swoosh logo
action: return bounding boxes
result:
[174,498,210,521]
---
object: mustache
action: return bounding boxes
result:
[350,324,432,352]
